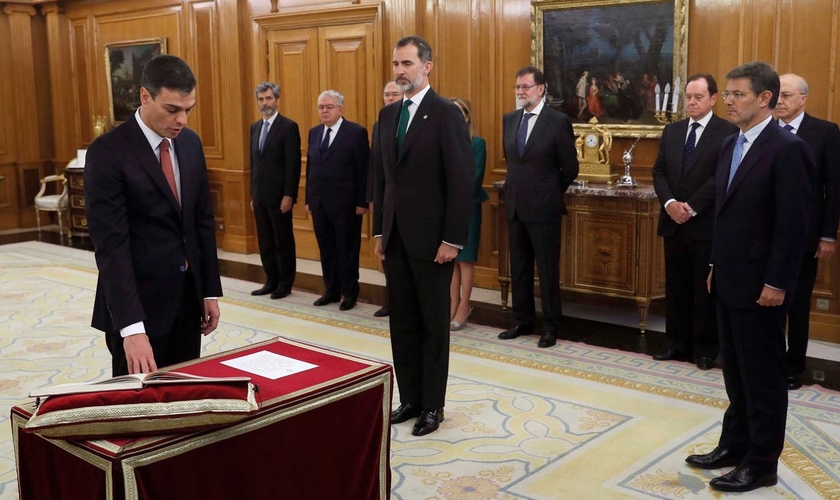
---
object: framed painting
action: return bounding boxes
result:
[532,0,687,138]
[104,38,166,124]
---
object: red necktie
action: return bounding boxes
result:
[159,139,180,205]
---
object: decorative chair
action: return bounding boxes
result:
[34,174,70,239]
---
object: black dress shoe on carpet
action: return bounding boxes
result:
[709,465,777,492]
[270,288,290,299]
[313,294,340,306]
[787,375,803,391]
[685,446,744,470]
[537,331,557,348]
[498,324,533,340]
[373,306,390,317]
[652,348,690,361]
[339,297,357,311]
[251,284,277,296]
[391,403,422,424]
[696,357,715,370]
[412,408,444,436]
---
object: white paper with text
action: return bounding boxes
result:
[220,350,318,380]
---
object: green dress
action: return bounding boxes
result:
[456,136,489,262]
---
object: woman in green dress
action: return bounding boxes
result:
[449,98,489,331]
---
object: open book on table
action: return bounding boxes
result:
[30,371,252,398]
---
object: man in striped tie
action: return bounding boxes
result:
[249,82,301,300]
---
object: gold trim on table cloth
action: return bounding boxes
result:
[121,373,392,500]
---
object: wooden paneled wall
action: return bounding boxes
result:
[2,0,840,340]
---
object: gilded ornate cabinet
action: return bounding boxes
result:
[63,167,88,237]
[495,181,666,332]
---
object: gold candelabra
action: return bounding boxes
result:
[654,78,683,124]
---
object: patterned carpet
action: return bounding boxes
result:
[1,241,839,499]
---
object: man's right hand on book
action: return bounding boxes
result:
[124,334,158,374]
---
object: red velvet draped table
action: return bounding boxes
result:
[11,337,393,500]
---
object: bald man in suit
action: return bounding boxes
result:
[775,73,840,390]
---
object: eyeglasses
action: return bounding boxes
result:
[383,92,402,98]
[513,84,539,92]
[721,91,754,101]
[779,92,807,101]
[317,105,339,111]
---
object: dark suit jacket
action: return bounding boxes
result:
[372,88,473,260]
[250,114,301,206]
[84,115,223,338]
[652,114,739,239]
[503,106,579,223]
[793,113,840,252]
[711,120,814,309]
[305,119,370,212]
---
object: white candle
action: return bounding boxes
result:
[663,83,671,114]
[654,84,661,112]
[672,77,681,113]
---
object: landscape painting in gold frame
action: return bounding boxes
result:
[532,0,687,138]
[104,38,166,124]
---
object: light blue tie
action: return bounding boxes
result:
[258,120,270,152]
[726,134,748,190]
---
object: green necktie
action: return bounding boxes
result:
[396,99,412,151]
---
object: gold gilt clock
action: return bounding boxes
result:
[576,117,618,184]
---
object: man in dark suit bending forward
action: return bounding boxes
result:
[85,55,223,376]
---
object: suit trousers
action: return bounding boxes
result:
[384,222,454,410]
[786,252,820,375]
[311,206,362,299]
[106,271,202,377]
[717,301,788,472]
[663,231,717,359]
[253,202,296,291]
[508,215,562,330]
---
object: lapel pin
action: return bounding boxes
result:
[423,115,428,119]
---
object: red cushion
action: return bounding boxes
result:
[24,382,258,439]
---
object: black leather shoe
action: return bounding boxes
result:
[709,465,777,492]
[313,294,340,306]
[373,306,390,317]
[498,324,533,340]
[339,297,357,311]
[787,375,803,391]
[412,408,444,436]
[251,284,277,296]
[653,348,690,361]
[537,330,557,348]
[696,357,715,370]
[685,447,744,470]
[390,403,422,424]
[270,288,290,299]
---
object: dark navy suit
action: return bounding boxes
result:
[305,119,369,299]
[85,114,222,375]
[711,119,813,472]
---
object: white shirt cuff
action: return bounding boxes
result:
[443,241,463,250]
[120,321,146,338]
[664,199,677,209]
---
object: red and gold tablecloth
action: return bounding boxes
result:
[12,336,393,500]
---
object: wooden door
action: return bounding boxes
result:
[265,20,377,268]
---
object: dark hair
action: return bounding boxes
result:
[255,82,280,99]
[140,55,196,98]
[686,73,718,96]
[516,66,546,85]
[725,61,780,108]
[395,36,433,63]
